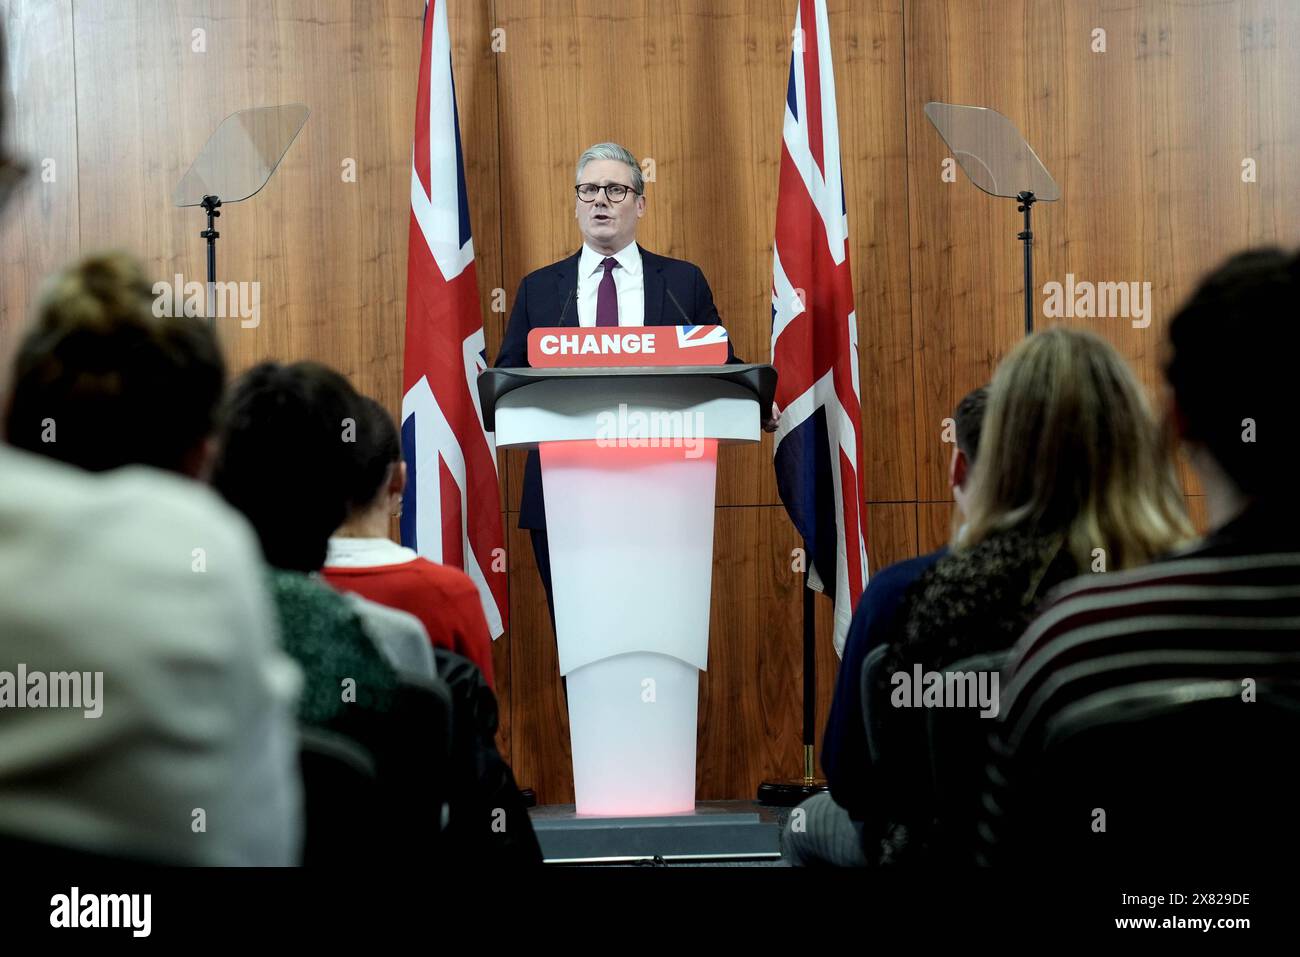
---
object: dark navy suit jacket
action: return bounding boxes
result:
[822,547,947,821]
[494,245,741,530]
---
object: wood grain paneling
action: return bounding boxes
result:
[837,0,916,505]
[0,0,79,383]
[1185,494,1210,537]
[698,502,916,799]
[700,505,806,799]
[68,0,497,426]
[493,0,785,512]
[905,0,1300,501]
[504,518,571,802]
[919,500,955,555]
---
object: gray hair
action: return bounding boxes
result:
[574,142,644,195]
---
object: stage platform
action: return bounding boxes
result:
[528,800,789,865]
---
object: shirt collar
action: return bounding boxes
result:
[325,536,419,568]
[580,240,642,277]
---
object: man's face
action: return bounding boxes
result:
[575,158,645,254]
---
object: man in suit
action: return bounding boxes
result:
[495,141,775,623]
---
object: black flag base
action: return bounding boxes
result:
[756,778,828,807]
[757,744,828,806]
[759,564,829,807]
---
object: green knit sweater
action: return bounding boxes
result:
[266,568,398,726]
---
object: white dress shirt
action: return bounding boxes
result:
[326,535,419,568]
[576,240,644,327]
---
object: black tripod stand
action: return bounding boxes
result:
[199,194,222,325]
[1017,190,1037,336]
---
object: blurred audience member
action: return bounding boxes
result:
[789,328,1192,866]
[872,328,1191,863]
[3,252,224,476]
[0,247,302,864]
[323,395,496,687]
[211,362,425,728]
[982,249,1300,867]
[213,362,539,862]
[799,387,987,866]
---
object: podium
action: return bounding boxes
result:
[479,347,775,823]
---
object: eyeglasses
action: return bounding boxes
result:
[575,182,638,203]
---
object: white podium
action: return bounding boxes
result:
[479,363,775,816]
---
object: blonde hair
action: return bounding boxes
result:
[959,327,1192,571]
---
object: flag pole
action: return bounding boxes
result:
[757,544,828,806]
[801,564,817,776]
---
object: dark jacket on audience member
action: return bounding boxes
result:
[979,504,1300,866]
[269,569,540,863]
[865,526,1080,864]
[434,648,542,864]
[823,548,946,820]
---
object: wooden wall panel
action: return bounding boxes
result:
[68,0,498,424]
[904,0,1028,503]
[493,0,916,800]
[0,0,79,384]
[840,0,916,505]
[700,505,806,799]
[1185,495,1210,537]
[699,502,916,800]
[919,500,955,555]
[504,519,571,802]
[905,0,1300,502]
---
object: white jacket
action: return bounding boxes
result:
[0,445,303,865]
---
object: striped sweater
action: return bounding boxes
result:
[980,504,1300,862]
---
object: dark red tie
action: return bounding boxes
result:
[595,257,619,327]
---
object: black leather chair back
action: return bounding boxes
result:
[298,725,380,866]
[1007,672,1300,868]
[924,649,1010,864]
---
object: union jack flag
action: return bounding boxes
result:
[400,0,506,637]
[676,325,730,348]
[771,0,868,654]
